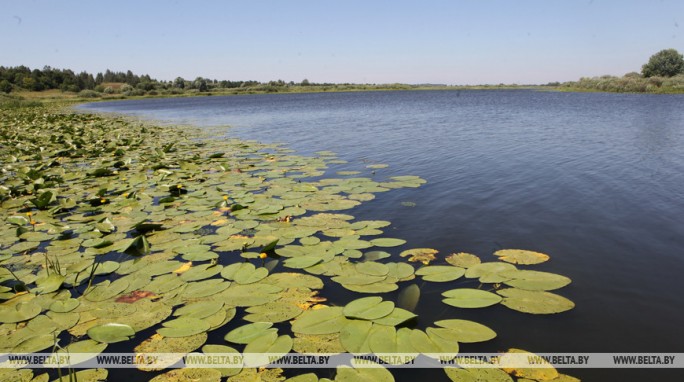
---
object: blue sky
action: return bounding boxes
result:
[1,0,682,85]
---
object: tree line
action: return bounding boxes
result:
[0,65,323,95]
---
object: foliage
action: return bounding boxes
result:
[642,48,684,78]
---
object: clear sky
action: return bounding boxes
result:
[1,0,682,85]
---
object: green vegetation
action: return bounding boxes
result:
[556,48,684,93]
[0,101,577,381]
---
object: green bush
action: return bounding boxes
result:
[78,90,101,98]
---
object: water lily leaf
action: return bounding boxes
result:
[464,262,517,281]
[149,368,222,382]
[284,373,319,382]
[400,248,438,264]
[332,274,386,285]
[499,348,559,380]
[497,288,575,314]
[7,215,29,226]
[339,320,375,354]
[370,238,406,248]
[397,284,420,312]
[292,306,348,335]
[343,297,395,320]
[415,265,465,282]
[363,251,391,261]
[445,252,481,268]
[335,361,394,382]
[434,319,497,343]
[183,279,230,298]
[444,367,513,382]
[225,322,276,344]
[135,333,207,370]
[180,263,223,282]
[284,256,324,269]
[262,273,324,290]
[386,262,415,280]
[34,274,65,294]
[122,235,151,256]
[342,281,398,294]
[174,301,224,319]
[87,323,135,343]
[49,298,79,313]
[355,262,389,277]
[201,344,243,377]
[233,263,269,284]
[0,302,41,323]
[494,249,550,265]
[84,278,129,302]
[115,290,158,303]
[371,307,416,326]
[243,333,293,367]
[13,334,57,353]
[293,332,345,354]
[442,288,502,308]
[213,283,281,307]
[500,270,571,291]
[157,316,210,337]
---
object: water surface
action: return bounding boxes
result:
[82,90,684,381]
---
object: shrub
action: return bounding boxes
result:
[78,90,101,98]
[642,49,684,77]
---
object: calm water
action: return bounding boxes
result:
[82,90,684,381]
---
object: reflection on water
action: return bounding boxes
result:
[82,90,684,381]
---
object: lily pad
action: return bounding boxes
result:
[397,284,420,312]
[370,238,406,248]
[225,322,276,344]
[501,270,571,291]
[157,316,211,337]
[497,288,575,314]
[415,265,465,282]
[499,348,559,380]
[343,297,395,320]
[243,332,293,367]
[442,288,502,308]
[201,344,243,377]
[291,306,348,335]
[434,319,497,343]
[0,302,41,323]
[400,248,438,264]
[87,323,135,343]
[445,252,481,268]
[494,249,550,265]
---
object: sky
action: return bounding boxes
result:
[1,0,682,85]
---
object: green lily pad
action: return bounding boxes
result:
[445,252,481,268]
[370,238,406,248]
[201,344,243,377]
[415,265,465,282]
[371,308,416,326]
[243,332,293,367]
[442,288,502,308]
[497,288,575,314]
[397,284,420,312]
[157,316,210,337]
[179,263,223,282]
[84,278,129,301]
[339,320,374,354]
[0,302,41,323]
[434,319,497,343]
[494,249,550,265]
[34,274,66,294]
[13,334,57,353]
[501,270,571,291]
[336,361,394,382]
[49,369,108,382]
[49,298,80,313]
[444,367,513,382]
[284,256,324,269]
[225,322,276,344]
[291,306,348,335]
[343,297,395,320]
[174,301,224,319]
[148,368,222,382]
[87,323,135,343]
[183,279,230,298]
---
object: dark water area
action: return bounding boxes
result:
[82,90,684,381]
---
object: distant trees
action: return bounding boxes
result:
[642,49,684,78]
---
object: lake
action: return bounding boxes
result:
[81,90,684,381]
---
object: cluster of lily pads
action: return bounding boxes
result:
[1,105,577,382]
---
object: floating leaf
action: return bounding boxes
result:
[201,344,243,377]
[34,274,65,294]
[497,288,575,314]
[444,367,513,382]
[291,306,348,335]
[494,249,550,265]
[442,288,502,308]
[370,238,406,248]
[445,252,481,268]
[372,308,416,326]
[336,361,395,382]
[433,319,497,343]
[174,301,224,319]
[49,298,80,313]
[343,297,395,320]
[501,270,571,291]
[415,265,465,282]
[225,322,275,344]
[87,323,135,343]
[400,248,438,264]
[148,368,222,382]
[123,235,151,256]
[157,317,210,337]
[293,332,345,354]
[0,302,41,323]
[243,333,293,367]
[499,348,559,380]
[397,284,420,312]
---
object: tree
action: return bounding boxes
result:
[642,49,684,78]
[174,77,185,89]
[0,80,12,93]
